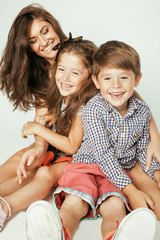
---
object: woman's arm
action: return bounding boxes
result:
[16,106,49,183]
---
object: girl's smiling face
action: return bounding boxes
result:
[28,18,60,65]
[55,52,89,103]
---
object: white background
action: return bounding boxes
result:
[0,1,160,239]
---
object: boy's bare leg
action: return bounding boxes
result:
[59,194,89,238]
[100,196,126,239]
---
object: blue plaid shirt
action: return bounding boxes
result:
[72,93,160,190]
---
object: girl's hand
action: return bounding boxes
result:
[16,145,46,184]
[146,137,160,171]
[22,121,40,138]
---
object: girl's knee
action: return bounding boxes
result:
[35,166,52,182]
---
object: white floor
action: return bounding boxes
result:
[0,142,160,240]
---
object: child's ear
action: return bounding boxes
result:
[134,72,142,87]
[92,75,100,89]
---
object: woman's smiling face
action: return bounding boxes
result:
[28,18,60,65]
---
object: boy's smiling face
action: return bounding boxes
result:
[92,67,142,116]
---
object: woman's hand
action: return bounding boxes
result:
[21,121,40,138]
[16,144,47,184]
[35,113,56,127]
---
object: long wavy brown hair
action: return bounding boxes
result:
[47,40,98,136]
[0,4,66,111]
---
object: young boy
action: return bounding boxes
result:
[25,41,159,240]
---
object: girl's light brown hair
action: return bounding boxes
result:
[47,39,98,136]
[0,4,66,110]
[93,40,141,79]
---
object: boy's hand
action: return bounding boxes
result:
[123,183,155,210]
[146,138,160,171]
[128,189,155,210]
[154,171,160,189]
[16,145,46,184]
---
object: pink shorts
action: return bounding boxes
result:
[53,162,131,219]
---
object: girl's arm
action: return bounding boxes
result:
[22,114,83,156]
[134,90,160,169]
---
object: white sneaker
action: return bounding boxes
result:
[0,196,11,231]
[25,200,64,240]
[113,208,157,240]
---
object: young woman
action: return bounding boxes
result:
[0,3,67,185]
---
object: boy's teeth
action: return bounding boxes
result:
[111,93,122,96]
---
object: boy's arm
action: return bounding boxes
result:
[146,113,160,170]
[133,91,160,169]
[136,118,160,180]
[153,170,160,189]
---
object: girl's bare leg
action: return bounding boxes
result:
[100,196,126,239]
[130,162,160,220]
[59,194,89,238]
[0,161,69,216]
[0,144,34,184]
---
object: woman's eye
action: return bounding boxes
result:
[43,28,48,35]
[57,68,64,72]
[29,39,37,44]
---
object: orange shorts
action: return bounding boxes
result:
[54,162,131,219]
[39,145,72,167]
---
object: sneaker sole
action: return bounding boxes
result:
[113,208,157,240]
[25,200,64,240]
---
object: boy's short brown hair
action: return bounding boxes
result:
[92,40,141,78]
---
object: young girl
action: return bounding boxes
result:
[0,34,98,230]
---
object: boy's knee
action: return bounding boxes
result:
[62,195,89,216]
[100,196,125,215]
